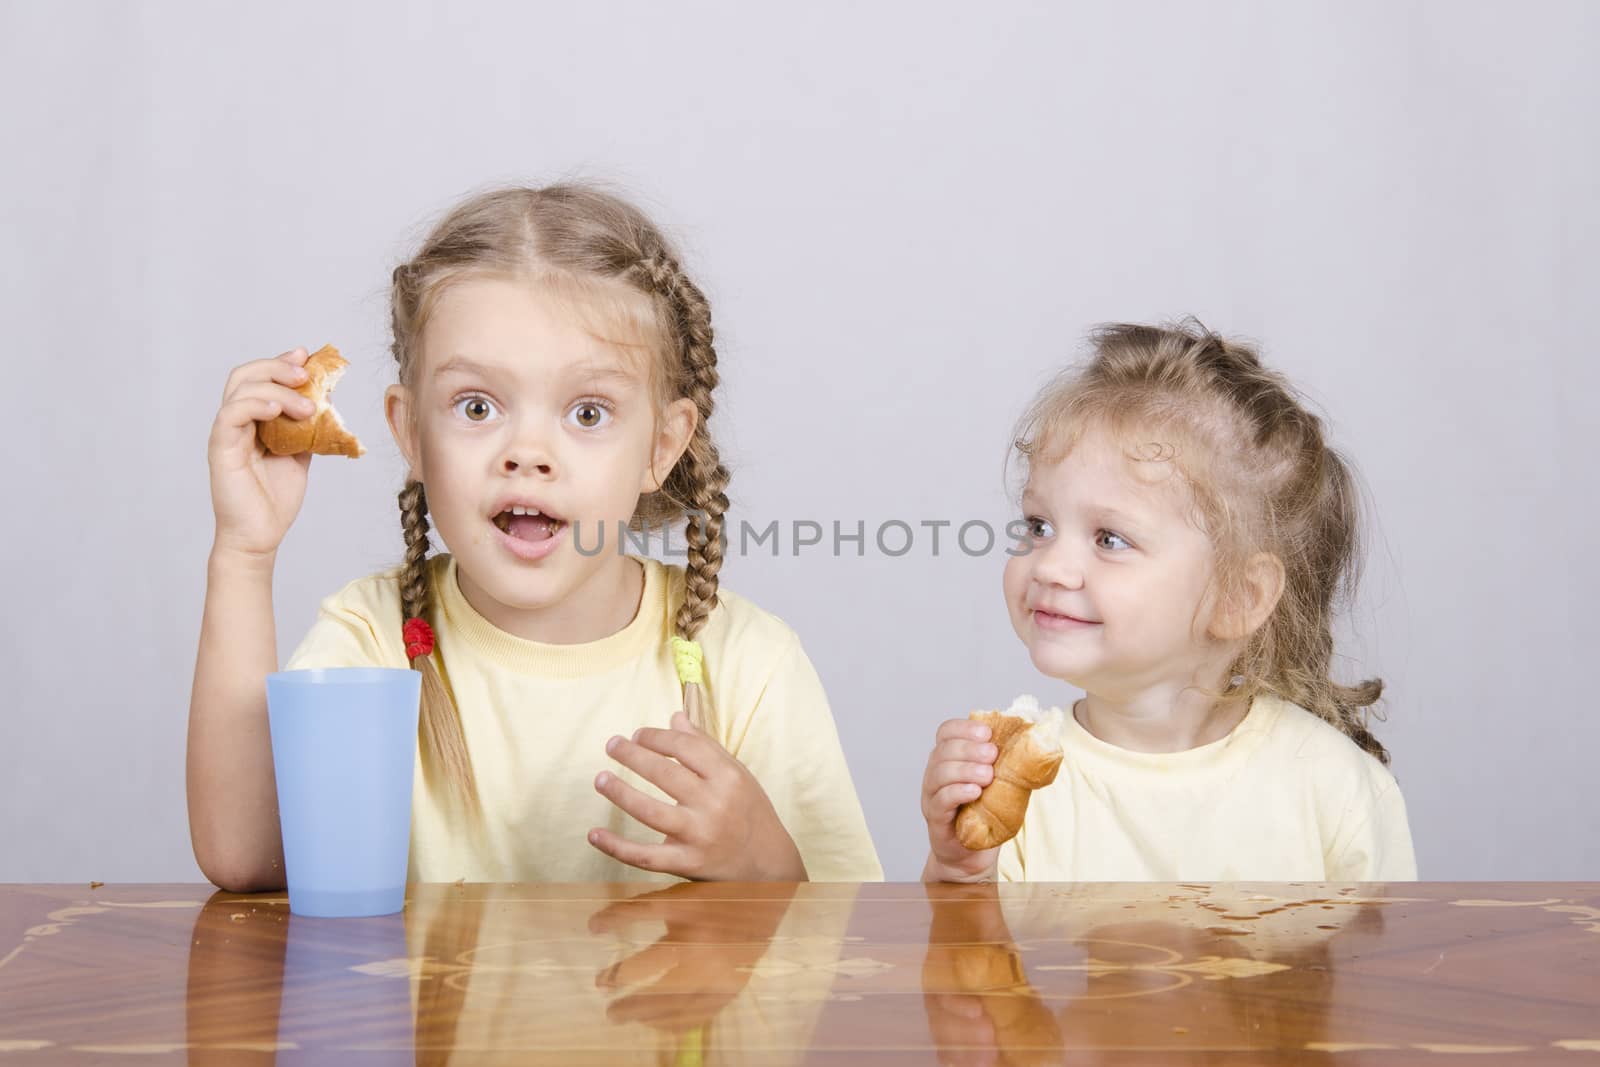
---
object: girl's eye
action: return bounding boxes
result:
[568,401,611,430]
[1096,529,1132,551]
[1025,516,1054,539]
[454,396,499,422]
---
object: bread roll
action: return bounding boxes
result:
[954,695,1064,851]
[256,344,365,458]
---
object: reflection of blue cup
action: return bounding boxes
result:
[277,911,415,1062]
[266,668,420,917]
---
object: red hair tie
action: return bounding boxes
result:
[403,617,436,660]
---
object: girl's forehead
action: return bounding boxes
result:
[418,276,655,385]
[1025,426,1192,510]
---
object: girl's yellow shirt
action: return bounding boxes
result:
[286,554,883,883]
[999,694,1417,882]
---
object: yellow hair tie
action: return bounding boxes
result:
[670,636,704,686]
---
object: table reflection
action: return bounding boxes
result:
[4,879,1584,1060]
[917,882,1386,1065]
[184,883,830,1065]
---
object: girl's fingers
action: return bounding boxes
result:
[594,771,688,838]
[603,736,701,802]
[928,781,984,819]
[213,396,291,441]
[228,381,317,418]
[630,725,726,779]
[938,739,998,765]
[221,351,309,401]
[586,827,693,877]
[926,759,994,794]
[935,718,991,744]
[212,397,310,447]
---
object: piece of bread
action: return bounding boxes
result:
[256,344,365,458]
[954,695,1065,851]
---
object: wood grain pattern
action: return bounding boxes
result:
[1,881,1597,1063]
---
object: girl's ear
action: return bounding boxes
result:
[641,397,698,493]
[385,384,421,477]
[1209,552,1286,641]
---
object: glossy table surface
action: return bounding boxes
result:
[2,881,1598,1064]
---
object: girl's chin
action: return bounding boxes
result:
[1027,648,1099,689]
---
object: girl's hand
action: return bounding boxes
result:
[207,347,317,559]
[921,718,1002,883]
[590,712,809,881]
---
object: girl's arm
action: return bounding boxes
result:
[187,347,317,892]
[187,547,287,892]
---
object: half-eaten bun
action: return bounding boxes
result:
[256,344,365,458]
[954,695,1065,851]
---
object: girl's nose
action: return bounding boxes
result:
[499,431,556,476]
[502,454,552,475]
[1031,539,1086,590]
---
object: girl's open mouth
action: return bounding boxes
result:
[492,508,566,544]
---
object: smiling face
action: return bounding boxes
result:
[386,275,695,641]
[1002,425,1235,701]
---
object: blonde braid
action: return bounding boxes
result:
[398,480,480,812]
[398,480,431,623]
[633,253,731,733]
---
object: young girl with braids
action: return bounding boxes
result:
[922,321,1417,883]
[190,183,881,889]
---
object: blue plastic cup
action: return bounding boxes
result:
[266,668,421,918]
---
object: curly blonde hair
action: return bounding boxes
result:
[1013,319,1389,764]
[390,184,731,812]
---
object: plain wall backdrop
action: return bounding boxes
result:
[3,0,1596,883]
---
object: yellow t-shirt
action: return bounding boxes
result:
[284,554,883,883]
[997,695,1417,882]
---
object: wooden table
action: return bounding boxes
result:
[2,881,1598,1064]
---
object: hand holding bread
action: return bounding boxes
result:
[922,695,1064,882]
[954,696,1065,851]
[207,345,362,561]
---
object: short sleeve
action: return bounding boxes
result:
[724,633,884,882]
[283,577,406,671]
[1326,778,1419,881]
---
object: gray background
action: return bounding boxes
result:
[4,1,1595,883]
